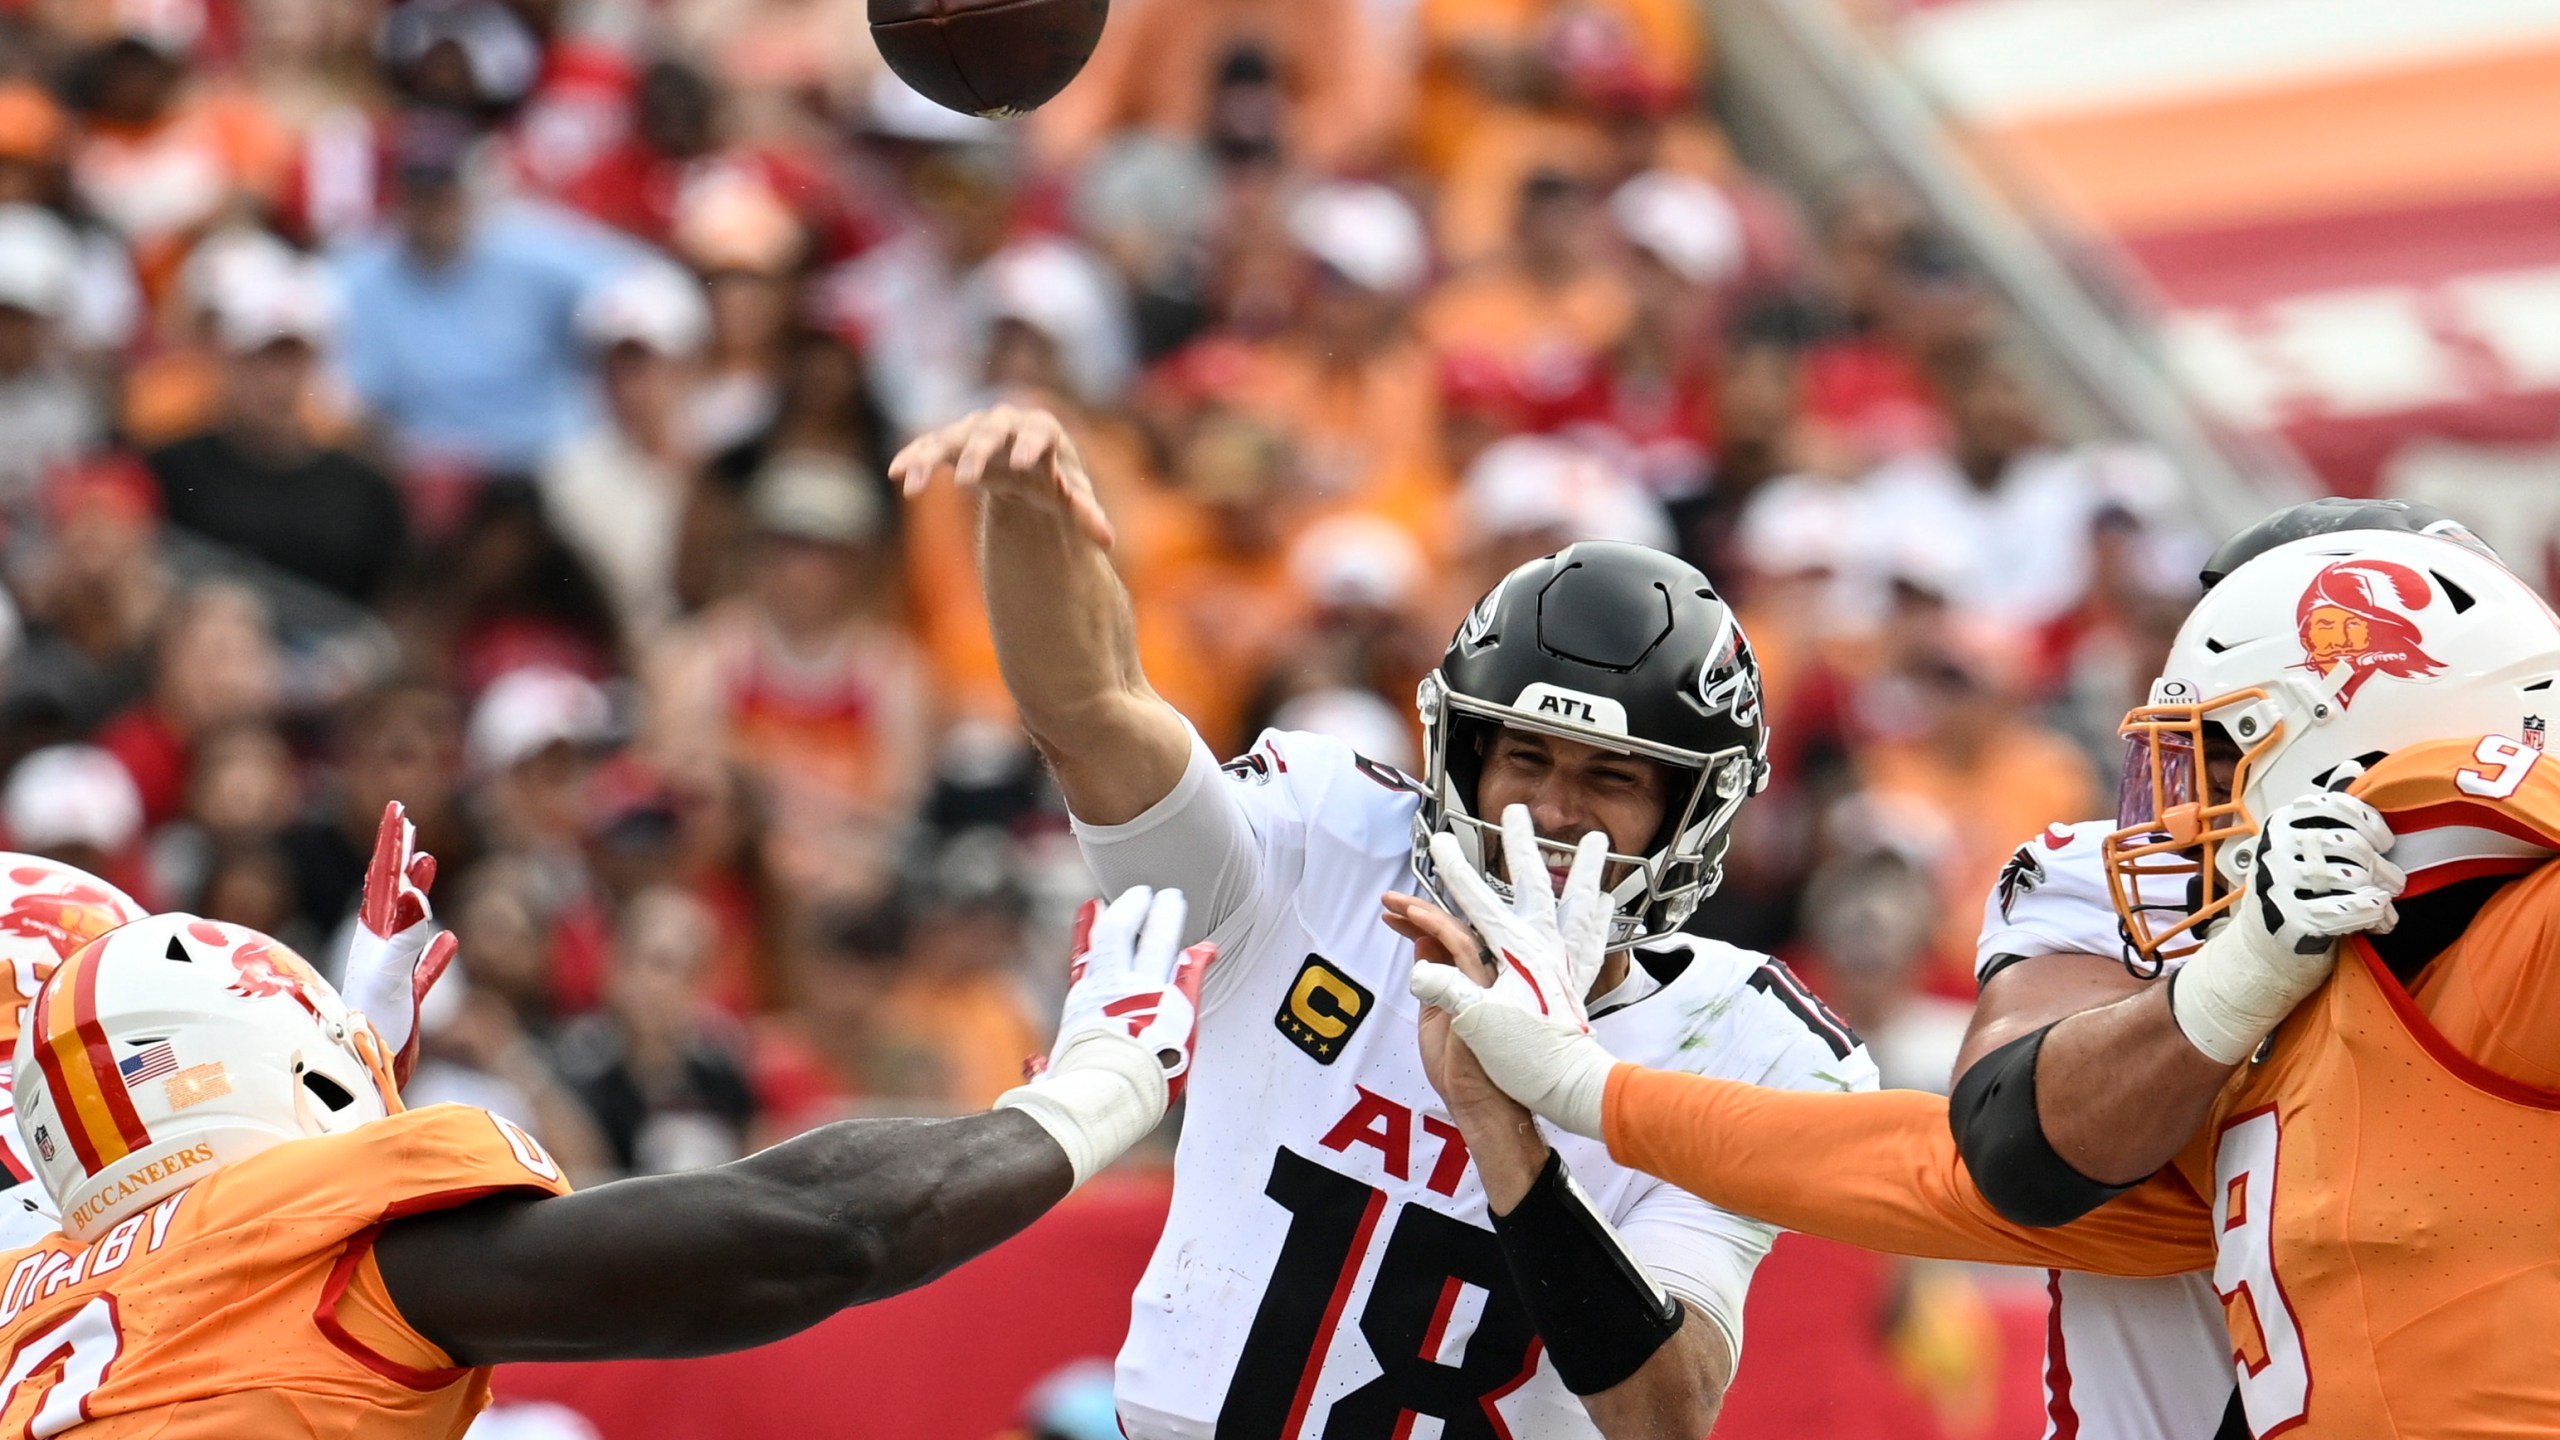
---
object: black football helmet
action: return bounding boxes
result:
[2200,497,2495,590]
[1416,541,1770,948]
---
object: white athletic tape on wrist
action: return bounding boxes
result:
[2170,922,2323,1067]
[994,1030,1168,1189]
[1414,962,1614,1137]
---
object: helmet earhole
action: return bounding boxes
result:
[301,1072,357,1112]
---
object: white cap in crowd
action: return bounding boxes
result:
[1287,182,1430,297]
[216,256,340,353]
[4,746,143,854]
[1734,474,1856,578]
[1272,687,1418,773]
[0,205,80,319]
[467,666,614,775]
[1610,171,1745,289]
[983,238,1135,406]
[1288,512,1425,612]
[747,451,884,547]
[1460,435,1674,551]
[578,261,711,359]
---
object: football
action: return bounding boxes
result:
[869,0,1110,119]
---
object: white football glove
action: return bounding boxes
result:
[998,886,1216,1188]
[2173,790,2406,1065]
[340,801,457,1087]
[1410,808,1621,1137]
[1425,805,1611,1031]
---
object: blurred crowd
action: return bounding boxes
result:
[0,0,2210,1188]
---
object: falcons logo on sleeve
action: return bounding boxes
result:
[1995,844,2049,921]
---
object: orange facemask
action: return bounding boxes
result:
[2101,687,2285,975]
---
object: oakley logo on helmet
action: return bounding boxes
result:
[2292,559,2445,705]
[1513,683,1627,734]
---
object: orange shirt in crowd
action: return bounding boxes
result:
[1223,335,1452,535]
[1034,0,1409,175]
[0,1105,568,1438]
[1411,0,1705,177]
[650,602,929,822]
[1123,535,1306,755]
[1602,737,2560,1438]
[74,89,286,300]
[1856,717,2100,983]
[902,408,1220,732]
[878,973,1044,1110]
[1421,257,1634,394]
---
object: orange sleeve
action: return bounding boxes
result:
[1601,1065,2216,1277]
[2350,734,2560,1087]
[328,1246,460,1379]
[211,1104,574,1233]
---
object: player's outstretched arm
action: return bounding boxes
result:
[890,405,1191,826]
[376,888,1215,1365]
[1401,833,2212,1280]
[374,1108,1074,1362]
[1954,792,2405,1222]
[1601,1067,2213,1277]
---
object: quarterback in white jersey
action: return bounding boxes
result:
[890,405,1876,1439]
[1085,726,1875,1437]
[1976,822,2236,1440]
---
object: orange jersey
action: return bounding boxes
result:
[1606,733,2560,1438]
[0,1104,568,1439]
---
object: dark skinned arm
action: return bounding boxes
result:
[1949,951,2143,1079]
[1953,952,2232,1187]
[373,1109,1070,1364]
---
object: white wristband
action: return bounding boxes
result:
[2169,923,2327,1066]
[993,1031,1168,1190]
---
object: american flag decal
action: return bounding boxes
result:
[118,1042,178,1084]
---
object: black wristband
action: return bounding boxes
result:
[1947,1023,2134,1227]
[1488,1149,1686,1395]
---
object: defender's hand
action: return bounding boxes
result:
[1405,814,1621,1137]
[1047,886,1217,1100]
[889,404,1116,550]
[1002,887,1216,1189]
[1388,891,1525,1122]
[1425,805,1610,1030]
[342,801,457,1085]
[2175,791,2405,1064]
[1410,962,1617,1138]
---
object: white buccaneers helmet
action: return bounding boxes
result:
[0,856,146,1048]
[13,915,398,1241]
[2105,532,2560,971]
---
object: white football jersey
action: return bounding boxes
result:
[1976,819,2197,984]
[1079,730,1878,1440]
[1974,819,2234,1440]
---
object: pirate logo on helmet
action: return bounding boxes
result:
[2293,559,2445,705]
